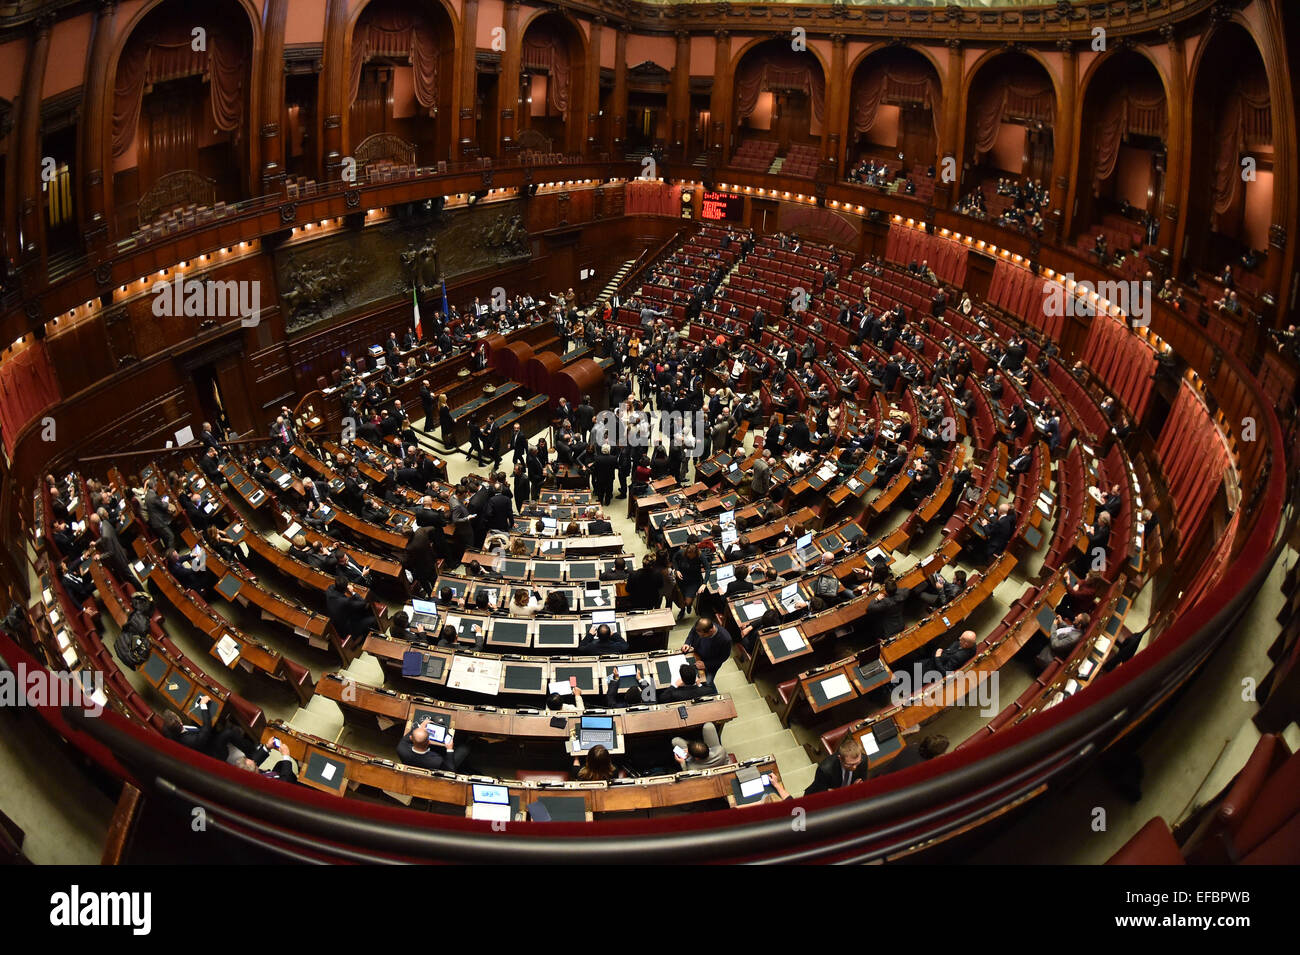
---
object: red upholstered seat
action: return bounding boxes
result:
[1106,817,1185,865]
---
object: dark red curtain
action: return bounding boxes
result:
[625,181,681,216]
[883,224,969,287]
[0,340,62,456]
[1155,381,1231,561]
[735,49,826,124]
[1081,316,1156,419]
[349,2,441,114]
[851,63,940,141]
[113,19,248,159]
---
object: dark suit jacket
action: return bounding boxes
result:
[804,755,868,795]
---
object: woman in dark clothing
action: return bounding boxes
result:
[672,544,705,620]
[437,394,455,448]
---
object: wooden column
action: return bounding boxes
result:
[709,30,731,164]
[670,29,690,162]
[499,0,522,152]
[1054,39,1078,240]
[458,0,479,159]
[937,38,964,206]
[320,0,349,181]
[259,0,289,192]
[584,17,603,156]
[824,34,847,168]
[610,27,628,158]
[1164,23,1190,274]
[81,0,118,253]
[16,14,53,285]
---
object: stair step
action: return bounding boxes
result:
[729,730,799,761]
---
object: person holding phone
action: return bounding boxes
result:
[397,718,470,772]
[671,721,727,769]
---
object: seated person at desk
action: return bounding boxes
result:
[543,589,572,614]
[574,744,620,781]
[682,618,733,683]
[606,667,655,705]
[162,696,272,768]
[1058,570,1105,619]
[234,737,299,783]
[672,721,728,770]
[1034,614,1090,670]
[599,557,630,582]
[546,677,586,714]
[582,508,614,536]
[507,588,543,617]
[580,623,628,654]
[397,718,470,772]
[918,569,969,608]
[1074,511,1112,575]
[804,735,868,795]
[659,663,716,703]
[930,630,978,675]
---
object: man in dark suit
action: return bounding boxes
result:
[143,482,177,550]
[658,663,715,703]
[681,618,733,683]
[480,417,502,469]
[982,503,1016,560]
[804,735,868,795]
[931,630,978,675]
[1008,446,1034,476]
[599,557,630,582]
[1007,404,1029,440]
[509,422,528,463]
[325,574,378,645]
[787,416,812,452]
[484,483,513,533]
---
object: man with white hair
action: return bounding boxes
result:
[592,441,619,506]
[750,448,773,499]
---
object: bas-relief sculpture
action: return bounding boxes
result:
[273,201,530,334]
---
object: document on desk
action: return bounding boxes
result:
[447,654,502,696]
[214,635,240,667]
[740,601,767,622]
[862,731,880,756]
[820,674,853,699]
[471,801,513,822]
[779,628,804,652]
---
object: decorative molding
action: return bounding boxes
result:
[279,203,298,224]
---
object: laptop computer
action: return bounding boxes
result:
[577,715,615,750]
[410,599,440,629]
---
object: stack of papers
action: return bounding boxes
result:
[214,635,240,667]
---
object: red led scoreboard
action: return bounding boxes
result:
[700,190,743,221]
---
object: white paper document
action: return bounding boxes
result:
[820,674,853,699]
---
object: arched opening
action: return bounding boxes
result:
[958,52,1055,233]
[517,12,587,156]
[1185,24,1274,298]
[110,0,254,232]
[1072,50,1167,266]
[347,0,456,167]
[844,47,942,196]
[732,38,827,178]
